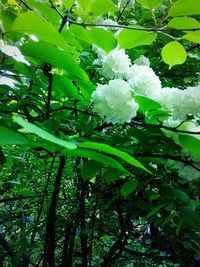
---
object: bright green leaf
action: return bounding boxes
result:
[179,135,200,160]
[13,115,76,149]
[183,30,200,45]
[169,0,200,16]
[88,28,117,52]
[134,95,161,112]
[167,17,200,30]
[78,141,150,172]
[62,148,128,172]
[90,0,117,16]
[21,40,88,80]
[161,41,187,69]
[137,0,161,9]
[11,12,70,50]
[118,28,157,49]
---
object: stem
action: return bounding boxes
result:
[43,156,66,267]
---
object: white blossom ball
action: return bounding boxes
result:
[92,79,139,124]
[127,65,161,96]
[101,49,131,79]
[134,55,150,66]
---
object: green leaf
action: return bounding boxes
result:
[174,190,191,204]
[103,168,124,182]
[81,160,102,180]
[181,207,200,229]
[160,184,175,199]
[161,41,187,69]
[118,28,157,49]
[11,12,70,50]
[21,40,88,80]
[1,10,17,31]
[134,95,161,112]
[26,0,60,26]
[137,0,161,9]
[78,141,150,172]
[179,135,200,160]
[88,28,117,52]
[62,148,128,172]
[0,126,28,145]
[63,0,74,10]
[53,75,82,99]
[167,17,200,30]
[13,115,76,149]
[146,204,165,218]
[169,0,200,16]
[90,0,117,16]
[121,180,138,197]
[183,30,200,45]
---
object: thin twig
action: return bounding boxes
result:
[17,0,33,10]
[67,18,200,32]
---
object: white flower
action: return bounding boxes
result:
[92,79,139,124]
[127,65,161,96]
[1,42,30,65]
[134,55,150,66]
[98,48,131,79]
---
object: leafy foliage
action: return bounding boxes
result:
[0,0,200,267]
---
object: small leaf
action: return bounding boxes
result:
[161,41,187,69]
[167,17,200,30]
[134,95,161,112]
[146,204,165,218]
[0,126,28,145]
[179,135,200,160]
[182,207,200,229]
[120,180,138,197]
[118,28,157,49]
[183,30,200,45]
[13,115,76,149]
[169,0,200,16]
[88,28,117,52]
[137,0,161,9]
[90,0,117,16]
[81,160,102,180]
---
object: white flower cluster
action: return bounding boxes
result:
[92,46,200,127]
[92,79,139,124]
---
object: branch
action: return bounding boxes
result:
[17,0,33,10]
[67,18,200,32]
[51,106,98,117]
[49,0,64,18]
[43,156,66,267]
[0,193,48,204]
[0,234,15,258]
[117,0,132,22]
[130,121,200,135]
[133,153,200,172]
[124,247,171,261]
